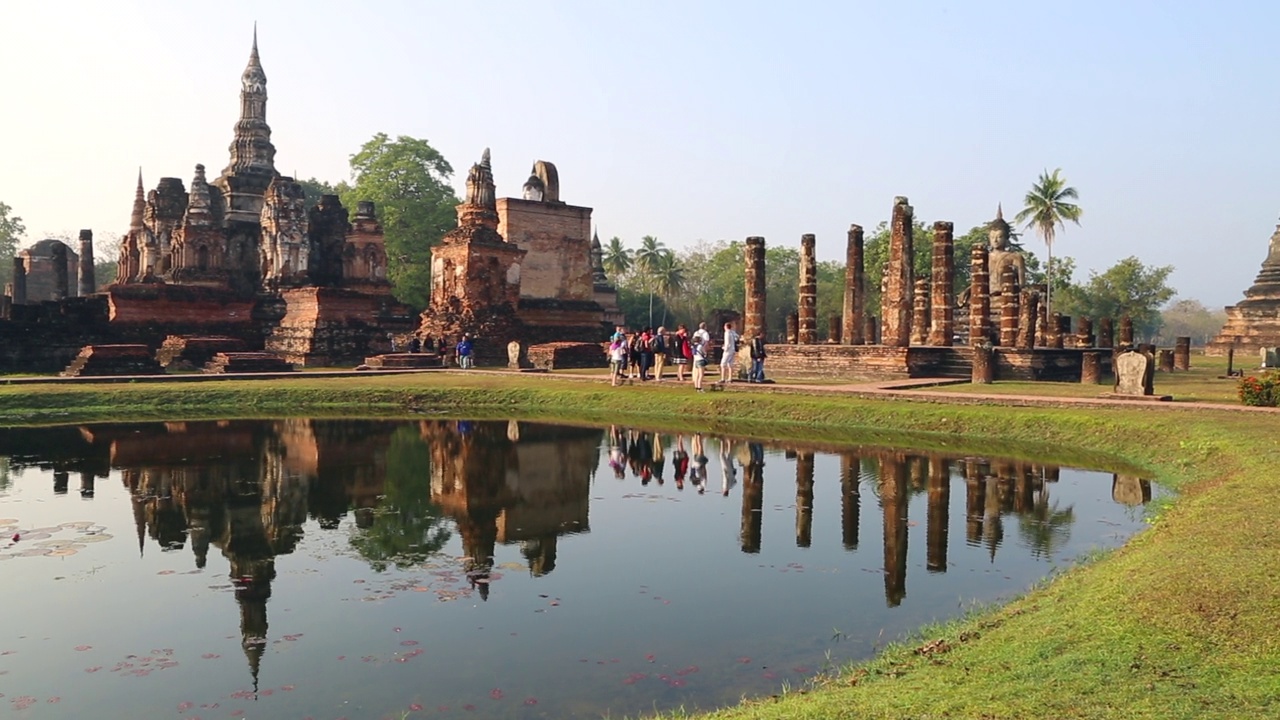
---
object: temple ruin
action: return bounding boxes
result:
[1207,220,1280,356]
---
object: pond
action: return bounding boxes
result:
[0,419,1155,719]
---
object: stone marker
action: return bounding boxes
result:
[508,340,523,369]
[971,342,994,384]
[1261,347,1280,368]
[1114,350,1154,396]
[1174,336,1191,370]
[1081,351,1101,384]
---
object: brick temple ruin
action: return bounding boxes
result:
[1207,220,1280,357]
[740,198,1129,381]
[0,33,621,374]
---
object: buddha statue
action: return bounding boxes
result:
[987,204,1026,294]
[521,167,545,201]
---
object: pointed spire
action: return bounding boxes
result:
[250,22,260,66]
[996,203,1004,221]
[130,169,146,230]
[481,147,491,168]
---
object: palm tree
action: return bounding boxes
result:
[603,236,632,280]
[1014,168,1082,317]
[653,250,685,326]
[635,235,667,326]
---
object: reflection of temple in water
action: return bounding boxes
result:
[423,420,603,598]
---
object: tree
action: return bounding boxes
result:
[298,177,345,209]
[1055,256,1175,341]
[339,134,460,309]
[1014,168,1082,317]
[93,232,122,289]
[603,236,633,281]
[653,250,685,327]
[0,201,26,287]
[634,235,667,327]
[1159,298,1227,345]
[350,426,452,571]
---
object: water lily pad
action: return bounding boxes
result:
[76,534,113,543]
[59,521,94,530]
[47,548,79,557]
[34,539,77,548]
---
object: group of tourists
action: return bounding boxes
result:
[389,332,475,368]
[607,322,767,389]
[608,426,765,495]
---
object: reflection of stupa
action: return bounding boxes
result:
[423,420,600,595]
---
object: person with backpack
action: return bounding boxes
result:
[748,329,767,382]
[608,336,627,386]
[652,326,668,381]
[637,327,655,381]
[691,322,712,392]
[719,322,740,384]
[673,325,692,382]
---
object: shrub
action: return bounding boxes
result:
[1238,372,1280,407]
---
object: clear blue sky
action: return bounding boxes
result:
[1,0,1277,308]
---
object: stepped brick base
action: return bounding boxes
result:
[156,336,248,370]
[203,352,295,374]
[762,344,1104,382]
[362,353,445,369]
[62,344,164,377]
[527,342,608,370]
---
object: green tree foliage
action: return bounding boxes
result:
[1056,256,1175,341]
[298,177,343,209]
[863,221,982,315]
[92,232,121,289]
[1014,168,1083,316]
[634,235,667,327]
[0,201,26,287]
[1158,298,1226,345]
[603,236,633,281]
[339,134,460,309]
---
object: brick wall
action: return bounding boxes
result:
[497,198,593,303]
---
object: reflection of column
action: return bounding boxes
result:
[964,459,984,545]
[1112,474,1152,505]
[795,451,814,548]
[1013,463,1034,513]
[840,454,860,550]
[53,470,69,494]
[879,454,909,607]
[740,443,764,554]
[521,536,557,576]
[984,475,1004,560]
[926,456,949,573]
[79,471,95,497]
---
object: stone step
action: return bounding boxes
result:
[203,352,295,374]
[62,344,165,377]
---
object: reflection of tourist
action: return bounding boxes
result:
[691,434,708,494]
[609,425,626,479]
[673,434,689,490]
[651,434,666,484]
[719,438,737,496]
[691,323,711,392]
[748,331,766,383]
[720,323,740,384]
[652,327,668,381]
[456,334,474,369]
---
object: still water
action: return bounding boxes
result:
[0,419,1154,719]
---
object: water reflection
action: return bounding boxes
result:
[0,419,1154,718]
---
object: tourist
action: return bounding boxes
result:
[691,322,712,392]
[672,325,692,382]
[748,330,767,382]
[388,332,398,352]
[408,336,421,354]
[638,327,655,381]
[456,334,474,369]
[608,336,627,386]
[422,334,437,353]
[672,434,689,490]
[719,322,740,384]
[652,326,668,381]
[627,332,642,381]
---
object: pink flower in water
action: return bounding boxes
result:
[489,688,504,700]
[409,703,423,711]
[178,701,194,711]
[74,645,92,651]
[400,640,419,646]
[201,653,220,659]
[47,697,61,704]
[524,698,538,706]
[280,685,295,692]
[462,705,476,712]
[738,656,752,664]
[645,653,656,662]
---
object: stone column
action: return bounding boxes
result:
[968,245,991,346]
[1015,290,1038,349]
[1098,317,1115,349]
[971,341,994,383]
[864,316,878,345]
[881,197,914,347]
[1035,304,1048,347]
[929,221,954,346]
[1119,316,1135,348]
[827,315,841,343]
[743,237,767,343]
[998,266,1019,347]
[926,456,950,573]
[1174,337,1191,370]
[843,225,865,345]
[910,279,930,346]
[50,242,69,301]
[1157,349,1175,373]
[1081,351,1101,384]
[11,257,26,305]
[1076,317,1095,348]
[785,312,799,344]
[0,292,9,320]
[1059,315,1073,348]
[798,234,818,344]
[77,229,95,296]
[1047,313,1064,349]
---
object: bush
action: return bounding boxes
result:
[1238,372,1280,406]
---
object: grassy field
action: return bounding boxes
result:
[0,371,1277,719]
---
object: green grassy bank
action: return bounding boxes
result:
[1,372,1278,719]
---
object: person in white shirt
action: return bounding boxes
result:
[719,322,740,383]
[691,322,712,392]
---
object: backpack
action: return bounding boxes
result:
[682,337,693,359]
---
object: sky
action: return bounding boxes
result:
[1,0,1277,309]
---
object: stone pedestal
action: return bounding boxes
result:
[798,234,818,344]
[827,315,842,344]
[864,316,878,345]
[881,197,914,347]
[843,225,864,345]
[744,237,767,342]
[910,278,930,346]
[928,221,954,346]
[1119,316,1135,348]
[1174,337,1191,370]
[1157,349,1175,373]
[785,312,799,344]
[971,343,994,384]
[1081,351,1101,384]
[1015,290,1038,349]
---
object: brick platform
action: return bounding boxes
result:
[204,352,295,374]
[62,344,164,377]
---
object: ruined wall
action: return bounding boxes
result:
[266,287,416,366]
[497,199,593,303]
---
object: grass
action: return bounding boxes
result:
[1,370,1278,718]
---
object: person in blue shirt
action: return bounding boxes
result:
[456,334,474,369]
